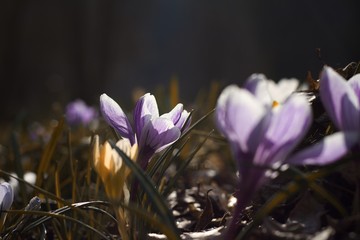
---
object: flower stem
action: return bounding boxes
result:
[115,207,129,240]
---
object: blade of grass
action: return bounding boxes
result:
[1,169,115,235]
[309,181,348,217]
[8,210,113,239]
[110,141,181,240]
[10,132,28,203]
[35,117,65,188]
[14,201,115,237]
[54,163,62,209]
[115,201,182,240]
[206,80,220,112]
[150,136,191,187]
[163,130,214,197]
[170,75,179,108]
[235,163,345,240]
[147,108,212,180]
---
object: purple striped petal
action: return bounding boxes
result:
[244,74,273,106]
[320,66,360,131]
[254,94,312,166]
[161,103,190,130]
[177,109,191,131]
[139,117,181,154]
[100,94,136,144]
[216,85,268,154]
[286,132,358,165]
[134,93,159,139]
[0,182,14,211]
[347,74,360,106]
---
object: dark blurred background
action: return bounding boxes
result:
[1,0,359,122]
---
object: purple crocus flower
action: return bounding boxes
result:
[0,182,14,229]
[216,74,357,238]
[216,85,312,223]
[320,66,360,134]
[287,66,360,165]
[65,99,98,126]
[100,93,190,169]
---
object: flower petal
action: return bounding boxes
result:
[0,182,14,211]
[215,85,268,153]
[134,93,159,138]
[347,73,360,105]
[177,109,191,131]
[139,117,181,154]
[100,94,135,144]
[254,94,312,166]
[161,103,190,130]
[320,66,360,131]
[244,74,273,106]
[286,132,358,165]
[268,78,299,103]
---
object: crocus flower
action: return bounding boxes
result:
[93,135,138,202]
[100,93,190,169]
[216,84,312,211]
[244,74,301,107]
[320,66,360,135]
[65,99,98,126]
[0,182,14,230]
[93,135,138,240]
[286,66,360,165]
[216,75,357,238]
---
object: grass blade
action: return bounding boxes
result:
[109,141,181,240]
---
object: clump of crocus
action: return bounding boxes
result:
[93,134,138,240]
[65,99,98,127]
[215,74,356,238]
[0,182,14,231]
[100,93,191,169]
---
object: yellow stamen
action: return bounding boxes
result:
[272,100,279,108]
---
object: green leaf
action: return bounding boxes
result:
[110,141,181,240]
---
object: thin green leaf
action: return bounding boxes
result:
[7,210,113,240]
[153,136,191,186]
[309,182,348,217]
[163,130,214,197]
[110,141,181,240]
[235,165,343,240]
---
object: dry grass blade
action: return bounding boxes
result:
[35,117,65,188]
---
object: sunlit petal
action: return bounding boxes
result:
[286,132,358,165]
[268,78,299,103]
[216,85,269,153]
[161,103,190,130]
[134,93,159,138]
[244,74,272,105]
[139,117,181,154]
[100,94,135,144]
[254,94,312,165]
[347,73,360,106]
[320,66,360,131]
[0,182,14,211]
